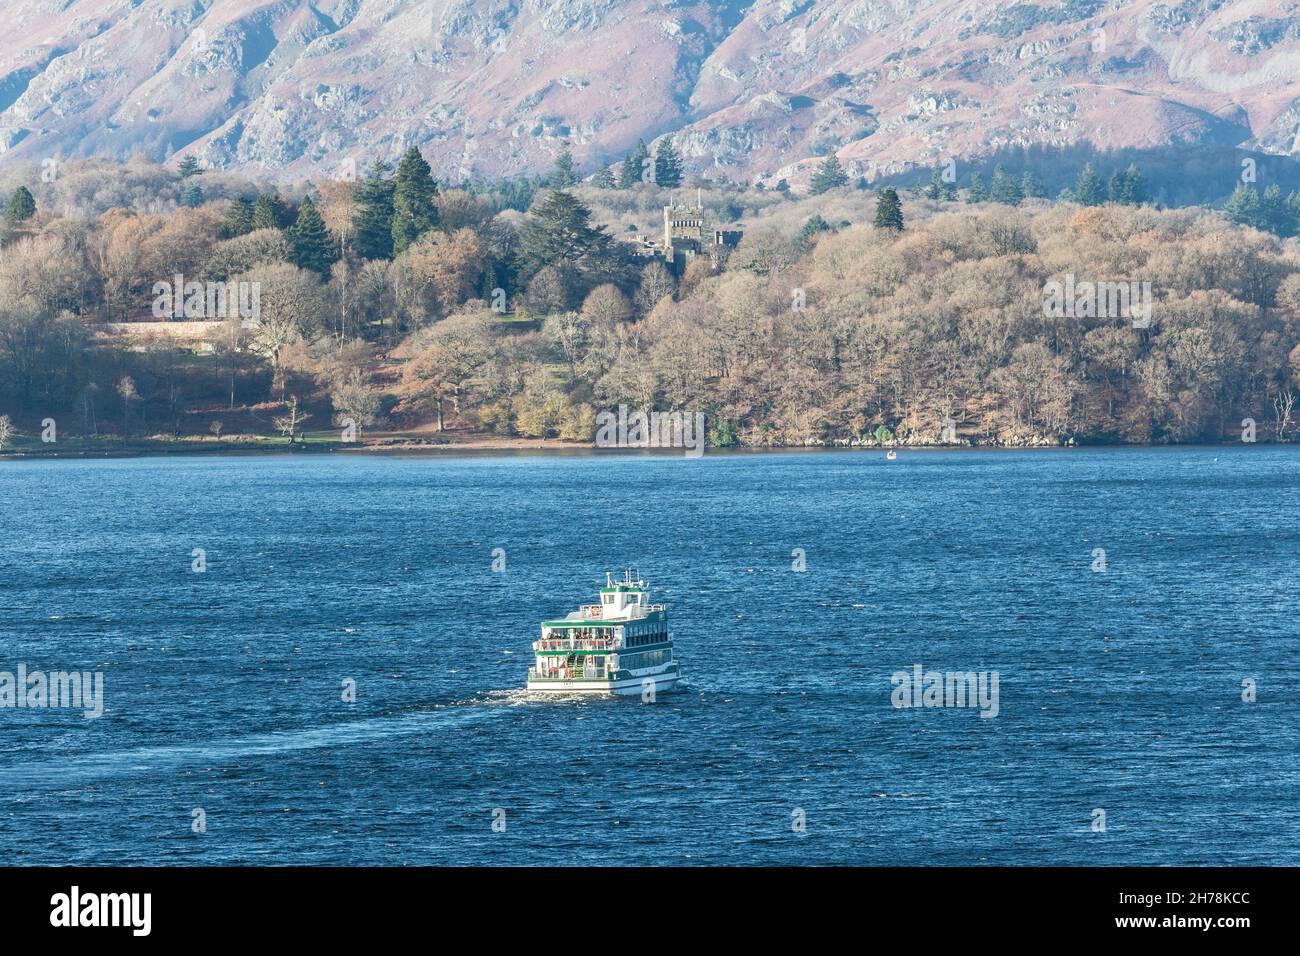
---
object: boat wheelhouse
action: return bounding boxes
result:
[526,571,681,696]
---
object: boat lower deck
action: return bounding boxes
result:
[526,664,681,697]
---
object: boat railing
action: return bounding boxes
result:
[533,638,622,652]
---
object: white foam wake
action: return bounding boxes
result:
[4,699,513,791]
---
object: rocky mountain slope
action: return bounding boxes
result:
[1,0,1297,185]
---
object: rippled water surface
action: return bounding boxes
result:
[1,447,1296,864]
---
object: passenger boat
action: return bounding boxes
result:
[526,571,681,696]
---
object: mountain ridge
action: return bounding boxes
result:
[1,0,1297,185]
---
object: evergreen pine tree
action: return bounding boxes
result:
[654,136,684,188]
[619,141,649,189]
[798,214,833,250]
[287,197,337,275]
[551,147,578,188]
[925,167,943,200]
[591,167,616,189]
[390,146,439,255]
[1287,190,1300,237]
[990,165,1023,205]
[180,180,204,208]
[1108,169,1129,204]
[1075,163,1105,206]
[966,172,987,203]
[6,185,36,225]
[353,161,395,260]
[1020,170,1045,200]
[1223,183,1262,230]
[252,194,287,231]
[809,155,849,195]
[516,190,614,282]
[1260,183,1293,237]
[221,197,255,238]
[1123,164,1147,205]
[177,156,202,178]
[873,188,904,231]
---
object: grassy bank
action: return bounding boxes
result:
[0,429,603,458]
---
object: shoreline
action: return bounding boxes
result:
[0,436,1284,461]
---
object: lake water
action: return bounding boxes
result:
[1,447,1296,865]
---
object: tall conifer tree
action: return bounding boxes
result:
[6,186,36,225]
[619,141,649,188]
[288,197,337,275]
[654,136,683,188]
[873,188,904,231]
[353,161,396,260]
[391,146,439,255]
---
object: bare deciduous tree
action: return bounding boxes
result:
[272,395,312,444]
[330,370,381,435]
[1273,389,1295,442]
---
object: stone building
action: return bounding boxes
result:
[628,193,742,275]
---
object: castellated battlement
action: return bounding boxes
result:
[626,195,742,275]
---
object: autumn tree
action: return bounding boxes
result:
[239,263,328,394]
[206,229,291,280]
[580,283,631,326]
[406,227,487,315]
[393,312,494,430]
[635,260,675,312]
[330,369,382,435]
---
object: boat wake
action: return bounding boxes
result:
[3,697,523,792]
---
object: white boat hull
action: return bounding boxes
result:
[527,664,681,697]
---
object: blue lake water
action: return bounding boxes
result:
[1,447,1297,865]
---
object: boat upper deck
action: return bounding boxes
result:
[541,570,666,628]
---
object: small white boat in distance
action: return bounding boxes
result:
[526,570,681,696]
